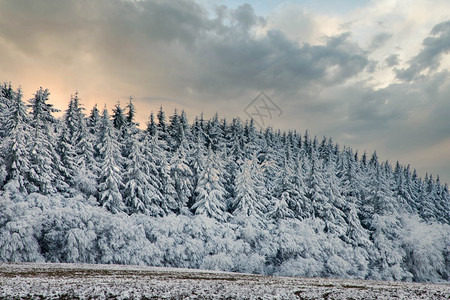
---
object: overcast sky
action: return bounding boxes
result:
[1,0,450,184]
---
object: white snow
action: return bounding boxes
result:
[1,262,449,299]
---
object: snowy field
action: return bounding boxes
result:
[0,263,449,299]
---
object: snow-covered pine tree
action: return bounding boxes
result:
[125,97,137,127]
[88,104,101,135]
[168,128,194,215]
[267,192,295,220]
[27,87,62,194]
[159,152,178,214]
[146,112,157,136]
[232,156,267,223]
[321,153,347,236]
[122,97,159,214]
[156,106,168,142]
[97,107,124,213]
[167,109,182,150]
[141,132,167,216]
[1,87,31,194]
[192,145,229,221]
[337,148,363,205]
[0,82,15,139]
[57,121,77,185]
[222,118,244,201]
[306,148,331,220]
[361,157,396,230]
[57,96,79,186]
[180,110,191,139]
[433,176,450,223]
[73,100,98,196]
[205,113,224,152]
[188,130,206,206]
[392,162,413,214]
[272,144,298,219]
[291,151,312,219]
[112,101,126,132]
[258,134,281,197]
[122,130,153,214]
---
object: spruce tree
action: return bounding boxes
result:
[1,87,31,194]
[126,97,137,126]
[112,101,126,131]
[146,112,157,136]
[192,146,228,221]
[123,131,152,214]
[73,98,98,196]
[168,128,194,214]
[142,133,167,216]
[97,107,124,213]
[232,157,267,222]
[27,87,61,194]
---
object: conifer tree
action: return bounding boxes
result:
[27,87,61,194]
[156,106,167,141]
[57,96,79,185]
[306,149,333,220]
[126,97,137,126]
[205,113,224,151]
[1,87,31,194]
[97,107,124,213]
[192,146,228,221]
[272,145,298,219]
[123,131,153,214]
[112,101,126,131]
[142,133,167,216]
[0,82,15,139]
[57,122,77,184]
[168,128,194,214]
[72,99,98,196]
[146,112,157,136]
[232,157,267,222]
[159,153,178,214]
[88,104,101,134]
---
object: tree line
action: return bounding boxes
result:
[0,82,449,282]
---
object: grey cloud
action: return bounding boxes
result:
[385,54,399,67]
[314,70,450,151]
[0,0,369,99]
[189,29,369,97]
[230,3,266,31]
[396,20,450,81]
[297,69,450,183]
[369,32,393,50]
[366,60,378,73]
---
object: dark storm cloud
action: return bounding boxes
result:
[396,20,450,81]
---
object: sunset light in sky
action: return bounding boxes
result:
[1,0,450,183]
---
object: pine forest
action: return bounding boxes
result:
[0,83,449,283]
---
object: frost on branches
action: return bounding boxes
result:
[0,83,449,283]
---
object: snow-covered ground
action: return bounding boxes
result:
[1,263,449,299]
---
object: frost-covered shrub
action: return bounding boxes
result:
[402,216,448,282]
[275,257,324,278]
[201,253,233,271]
[0,193,44,262]
[40,199,98,263]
